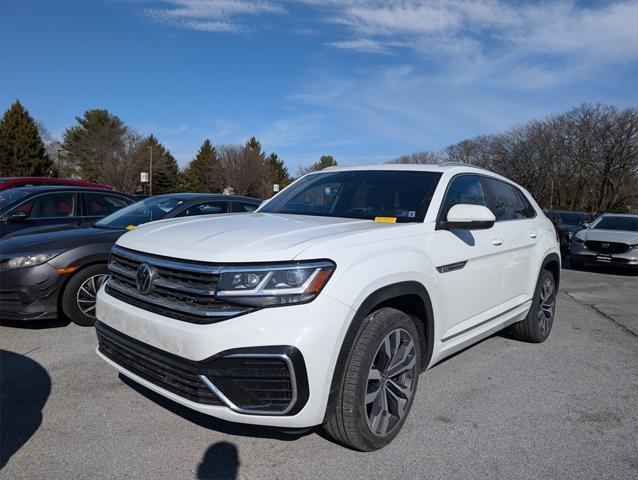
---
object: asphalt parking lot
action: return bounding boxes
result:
[1,263,637,480]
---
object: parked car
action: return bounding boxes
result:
[545,210,592,254]
[0,177,112,190]
[0,186,133,237]
[570,213,638,271]
[94,164,560,451]
[0,193,261,325]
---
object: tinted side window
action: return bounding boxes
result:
[439,175,487,221]
[232,202,258,213]
[483,178,531,221]
[516,190,536,219]
[175,201,229,217]
[15,193,77,218]
[84,193,130,216]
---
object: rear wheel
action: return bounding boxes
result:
[509,270,556,343]
[61,264,108,326]
[323,307,421,451]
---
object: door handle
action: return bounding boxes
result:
[491,238,504,246]
[529,232,538,239]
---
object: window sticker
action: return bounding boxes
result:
[395,210,417,218]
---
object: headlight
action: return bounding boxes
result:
[216,260,335,307]
[0,252,60,271]
[573,236,585,244]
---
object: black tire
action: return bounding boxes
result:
[61,264,109,326]
[323,307,421,451]
[509,270,556,343]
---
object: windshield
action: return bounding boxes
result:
[259,170,442,222]
[558,212,586,225]
[589,216,638,232]
[94,196,185,229]
[0,189,33,211]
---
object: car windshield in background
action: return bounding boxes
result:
[94,196,185,230]
[0,189,32,210]
[589,216,638,232]
[558,212,585,224]
[260,170,442,222]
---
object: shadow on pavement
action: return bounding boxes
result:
[0,317,70,329]
[119,374,314,442]
[0,350,51,470]
[197,441,239,480]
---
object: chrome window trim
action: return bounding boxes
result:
[199,353,298,416]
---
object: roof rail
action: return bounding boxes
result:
[438,161,490,172]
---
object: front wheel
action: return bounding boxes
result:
[323,308,421,451]
[61,264,109,326]
[508,270,556,343]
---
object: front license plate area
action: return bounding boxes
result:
[596,254,612,263]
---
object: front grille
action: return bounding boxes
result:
[96,322,307,415]
[584,241,629,254]
[96,321,223,405]
[107,246,251,323]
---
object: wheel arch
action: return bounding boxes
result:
[322,281,434,423]
[57,259,110,314]
[541,252,561,289]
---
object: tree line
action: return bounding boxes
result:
[2,100,636,211]
[392,104,638,213]
[0,100,338,198]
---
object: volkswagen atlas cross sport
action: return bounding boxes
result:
[95,164,560,451]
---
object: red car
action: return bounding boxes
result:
[0,177,112,191]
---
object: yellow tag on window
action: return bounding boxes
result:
[126,225,137,230]
[374,217,397,223]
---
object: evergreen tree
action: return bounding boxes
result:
[62,109,128,181]
[299,155,338,176]
[182,139,224,193]
[142,135,181,195]
[0,100,51,176]
[266,153,291,191]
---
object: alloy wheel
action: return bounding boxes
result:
[538,278,555,336]
[76,274,108,318]
[365,328,417,437]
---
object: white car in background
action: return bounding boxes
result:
[570,214,638,271]
[95,164,560,451]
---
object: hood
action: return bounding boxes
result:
[116,213,406,262]
[576,228,638,244]
[0,227,123,255]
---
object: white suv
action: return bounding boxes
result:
[95,164,560,451]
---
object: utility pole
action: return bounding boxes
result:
[147,145,153,196]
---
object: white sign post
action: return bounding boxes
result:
[273,184,280,193]
[140,172,149,183]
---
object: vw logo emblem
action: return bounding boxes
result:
[601,242,609,249]
[136,263,155,294]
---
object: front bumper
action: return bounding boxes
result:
[570,242,638,267]
[0,263,64,320]
[95,285,354,428]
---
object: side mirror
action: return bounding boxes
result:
[440,204,495,230]
[6,211,28,222]
[582,222,590,228]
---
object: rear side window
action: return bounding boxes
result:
[84,193,130,216]
[483,178,535,221]
[439,175,487,221]
[14,192,77,218]
[232,202,259,213]
[174,201,229,217]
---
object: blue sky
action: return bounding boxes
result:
[1,0,637,171]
